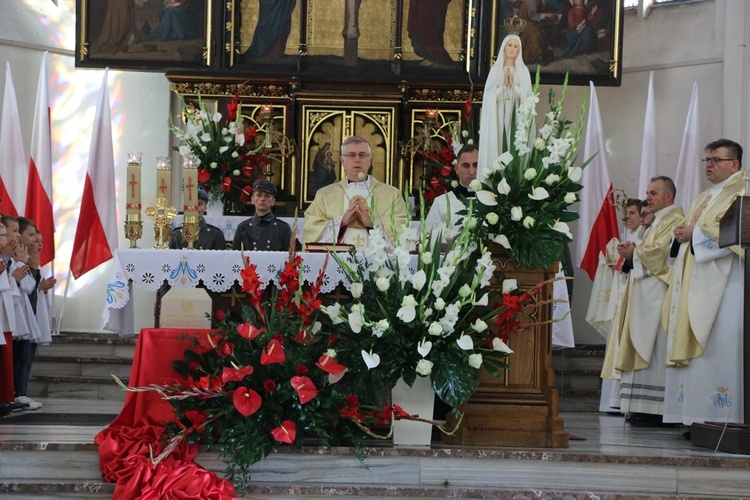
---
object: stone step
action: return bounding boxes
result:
[26,333,135,402]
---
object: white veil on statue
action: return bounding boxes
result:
[477,34,533,180]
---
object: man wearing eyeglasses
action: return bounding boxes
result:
[303,136,408,248]
[613,176,684,425]
[662,138,745,427]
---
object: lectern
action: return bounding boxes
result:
[690,194,750,453]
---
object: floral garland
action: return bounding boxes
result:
[171,93,266,210]
[470,74,589,269]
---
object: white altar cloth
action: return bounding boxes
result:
[100,249,355,335]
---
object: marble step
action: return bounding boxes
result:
[27,333,135,402]
[3,440,750,499]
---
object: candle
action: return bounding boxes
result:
[260,104,274,115]
[126,151,142,216]
[425,108,438,120]
[156,156,172,202]
[182,155,199,217]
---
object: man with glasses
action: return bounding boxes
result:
[304,136,408,248]
[663,139,745,426]
[615,176,684,425]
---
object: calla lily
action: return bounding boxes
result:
[417,339,433,357]
[497,178,511,195]
[221,366,254,384]
[492,233,511,249]
[529,187,550,200]
[567,166,583,181]
[498,151,514,166]
[271,420,296,444]
[260,339,285,365]
[492,337,514,354]
[502,279,518,294]
[476,190,498,206]
[232,387,262,417]
[456,334,474,351]
[411,270,427,291]
[237,323,264,341]
[316,354,347,375]
[290,376,318,404]
[474,293,489,306]
[550,220,573,239]
[361,349,381,369]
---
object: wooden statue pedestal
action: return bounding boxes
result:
[444,252,568,448]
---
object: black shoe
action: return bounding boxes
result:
[0,401,29,415]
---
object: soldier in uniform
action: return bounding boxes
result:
[169,189,226,250]
[233,180,292,251]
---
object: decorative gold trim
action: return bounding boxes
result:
[612,1,621,80]
[227,0,237,67]
[168,80,293,98]
[205,0,213,66]
[407,88,475,103]
[79,0,88,61]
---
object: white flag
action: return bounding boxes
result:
[674,83,702,210]
[637,71,658,199]
[0,62,27,216]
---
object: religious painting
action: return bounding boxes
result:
[298,104,397,207]
[487,0,624,86]
[76,0,214,70]
[230,0,473,84]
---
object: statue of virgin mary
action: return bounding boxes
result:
[477,34,533,180]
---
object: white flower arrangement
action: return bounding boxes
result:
[471,73,591,269]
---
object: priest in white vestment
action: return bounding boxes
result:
[615,177,684,418]
[304,136,409,248]
[424,144,477,243]
[596,198,646,412]
[662,139,745,426]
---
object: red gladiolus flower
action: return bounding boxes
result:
[290,376,318,404]
[237,322,264,341]
[295,364,308,376]
[221,366,254,384]
[392,404,412,419]
[244,125,258,143]
[240,263,261,292]
[271,420,296,444]
[187,361,201,372]
[197,167,211,184]
[263,379,276,393]
[184,409,208,429]
[345,394,359,407]
[260,339,285,365]
[373,406,394,426]
[226,92,240,122]
[221,177,232,193]
[214,309,226,322]
[232,387,262,417]
[463,92,473,118]
[316,354,346,375]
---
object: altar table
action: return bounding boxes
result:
[100,249,356,335]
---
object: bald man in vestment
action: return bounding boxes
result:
[662,139,746,426]
[615,177,683,422]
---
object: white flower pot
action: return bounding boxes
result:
[391,376,434,446]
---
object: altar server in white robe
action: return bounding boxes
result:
[425,144,477,243]
[615,177,684,418]
[304,136,408,249]
[597,198,645,412]
[662,139,745,426]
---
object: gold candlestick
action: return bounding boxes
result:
[145,194,178,249]
[182,155,200,249]
[124,151,143,248]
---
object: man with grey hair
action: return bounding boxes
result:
[303,136,408,248]
[614,175,683,424]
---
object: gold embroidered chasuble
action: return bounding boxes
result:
[663,172,745,364]
[303,177,409,246]
[615,204,684,372]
